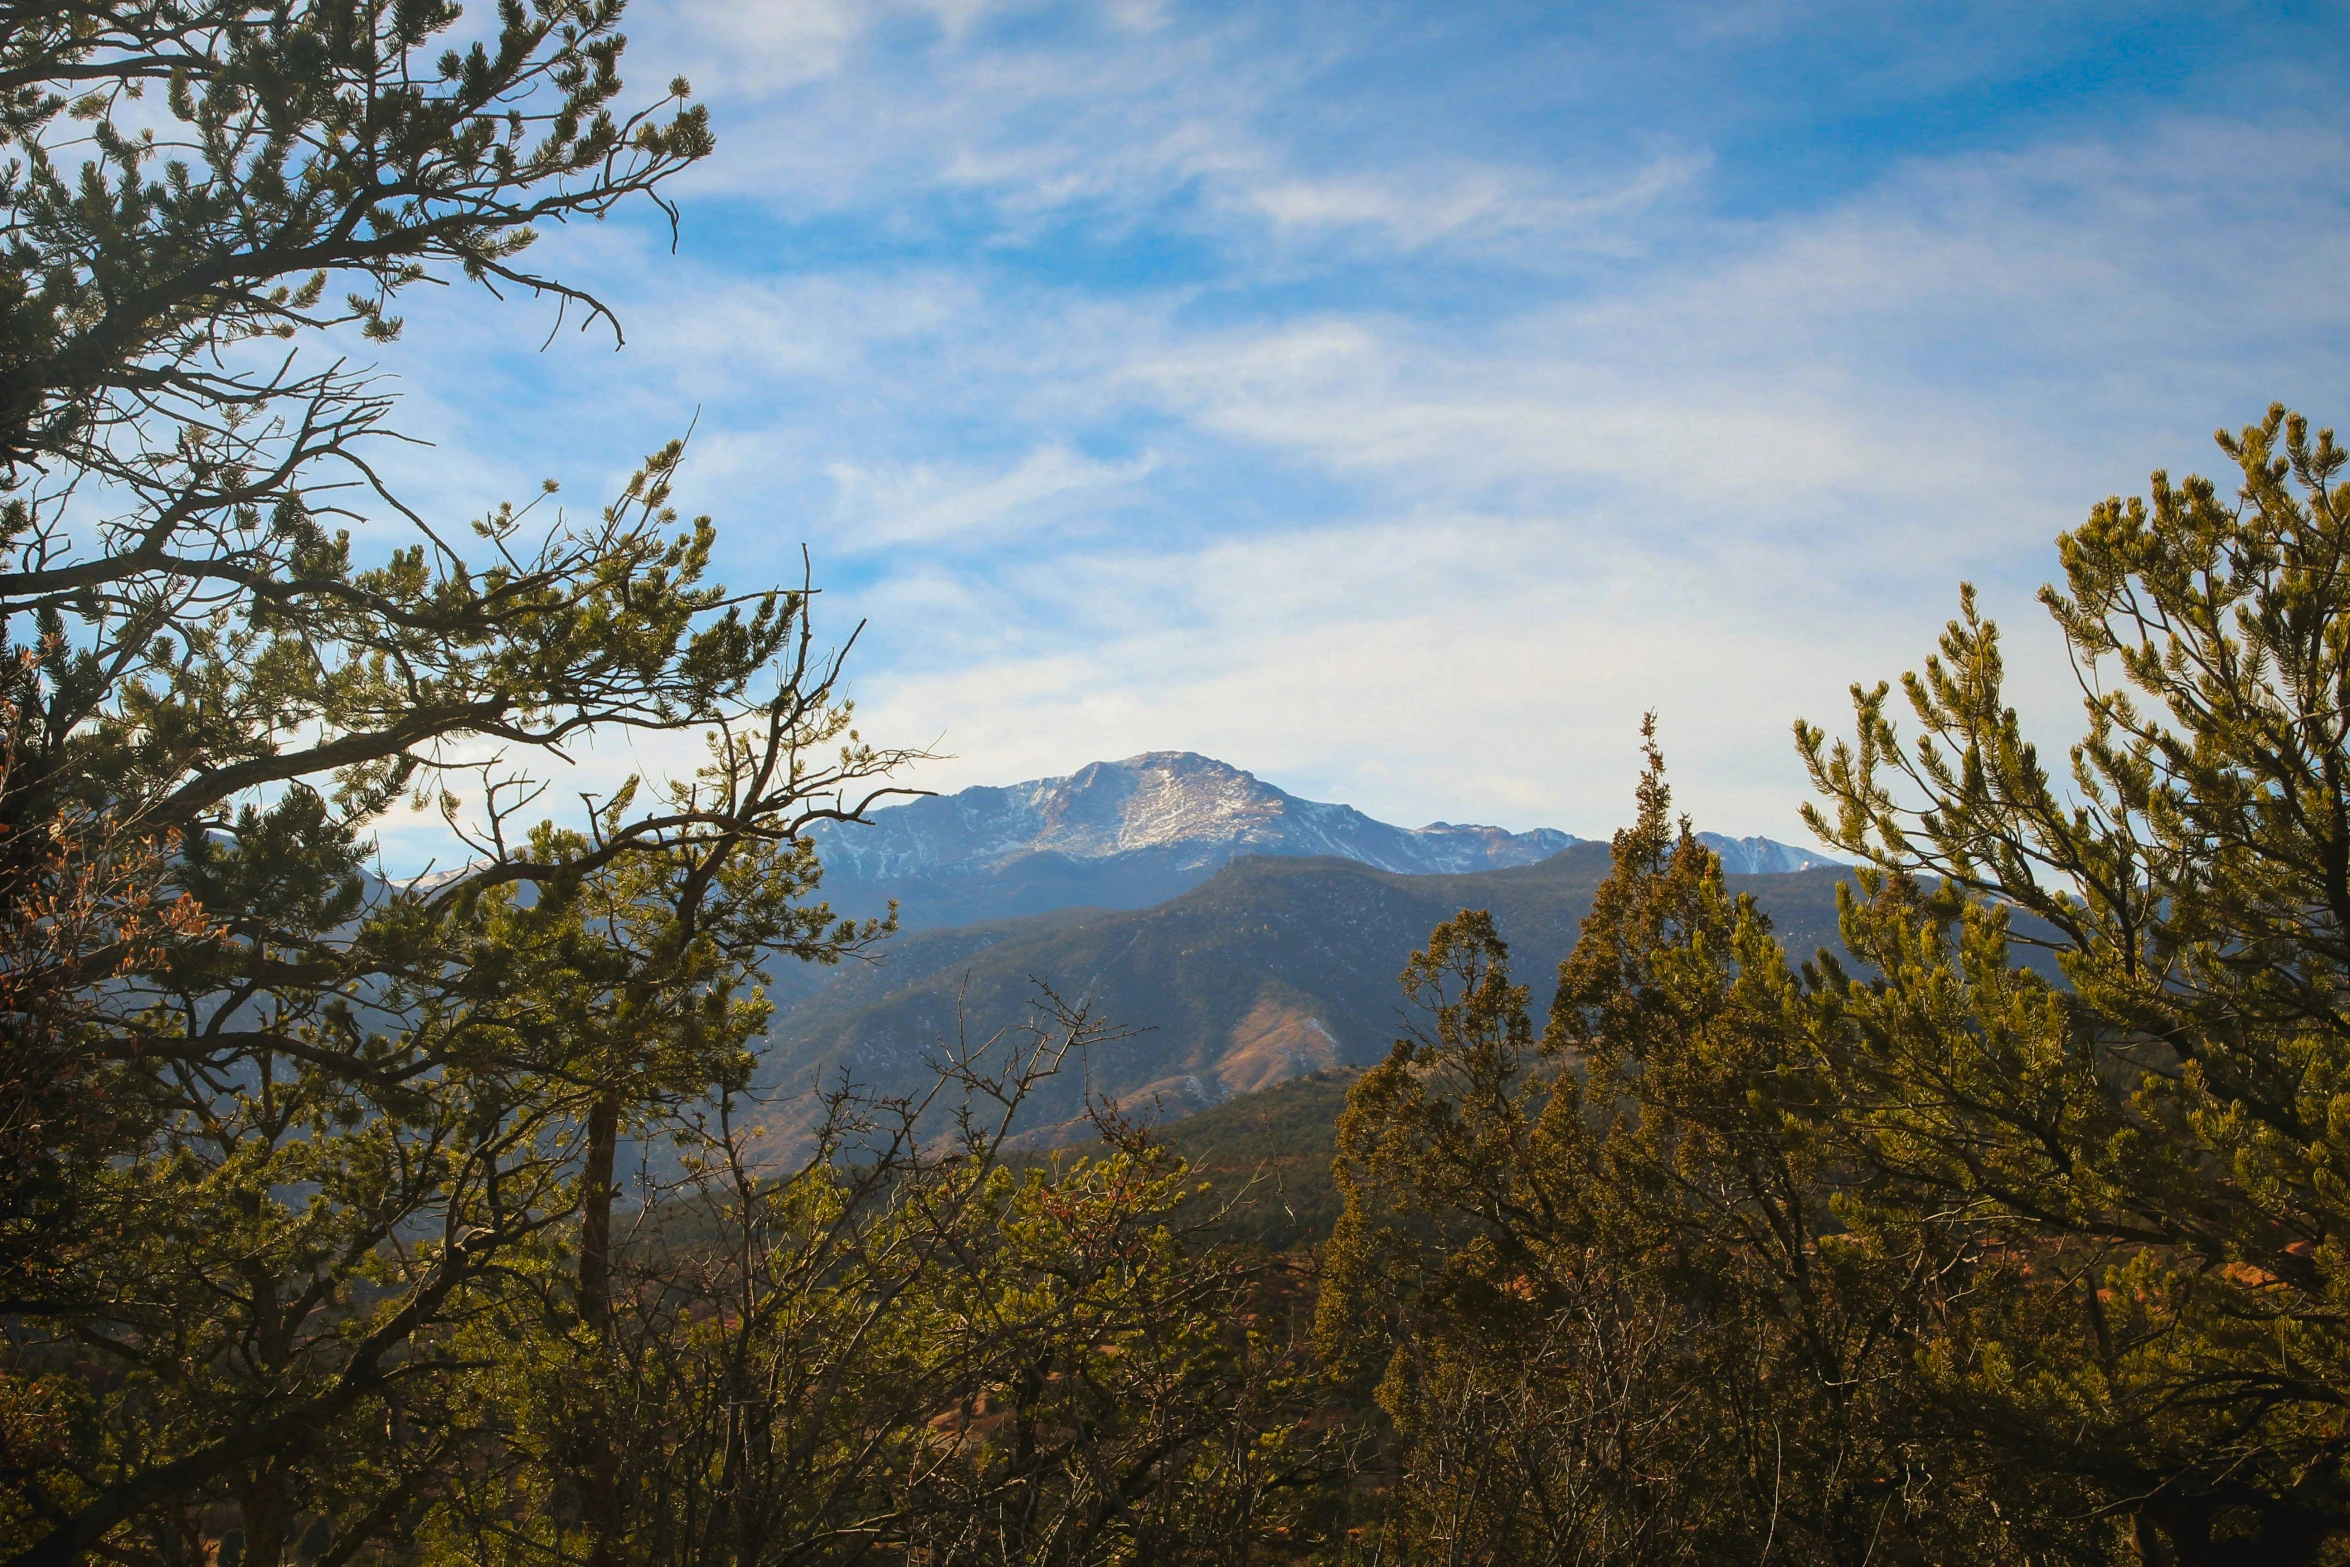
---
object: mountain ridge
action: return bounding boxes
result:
[811,750,1579,877]
[807,751,1836,929]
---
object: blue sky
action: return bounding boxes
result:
[367,0,2350,848]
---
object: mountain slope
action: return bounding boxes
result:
[755,844,1852,1152]
[1699,833,1844,875]
[1159,1069,1360,1253]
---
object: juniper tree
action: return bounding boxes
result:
[1318,731,2061,1565]
[0,10,1328,1564]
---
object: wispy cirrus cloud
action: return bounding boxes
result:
[647,0,1704,270]
[826,443,1164,545]
[355,1,2350,857]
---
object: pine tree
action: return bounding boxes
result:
[1319,726,2058,1564]
[1797,404,2350,1562]
[0,7,922,1561]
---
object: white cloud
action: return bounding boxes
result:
[837,506,1932,840]
[660,0,863,92]
[1240,151,1704,256]
[1122,319,1890,505]
[826,443,1162,543]
[1103,0,1175,30]
[1118,114,2350,552]
[644,0,1697,271]
[345,8,2350,859]
[808,114,2350,836]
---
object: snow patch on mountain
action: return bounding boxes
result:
[810,752,1581,881]
[1696,833,1847,875]
[804,753,1844,932]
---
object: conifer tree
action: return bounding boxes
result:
[1319,727,2064,1564]
[0,6,922,1562]
[0,11,1309,1565]
[1796,404,2350,1563]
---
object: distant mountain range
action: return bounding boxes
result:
[745,753,1854,1154]
[806,752,1838,929]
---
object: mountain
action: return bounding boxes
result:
[807,752,1833,930]
[752,844,1853,1155]
[1697,833,1845,875]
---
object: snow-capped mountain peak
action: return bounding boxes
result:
[802,752,1843,932]
[1695,833,1847,876]
[812,752,1578,881]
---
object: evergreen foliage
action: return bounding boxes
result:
[1320,736,2059,1564]
[1794,404,2350,1561]
[1326,409,2350,1565]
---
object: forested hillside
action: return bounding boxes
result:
[756,845,1851,1149]
[1160,1069,1357,1252]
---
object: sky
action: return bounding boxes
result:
[363,0,2350,850]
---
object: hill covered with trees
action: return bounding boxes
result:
[755,845,1852,1151]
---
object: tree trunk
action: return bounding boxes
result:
[576,1086,623,1567]
[2135,1501,2334,1567]
[234,1461,282,1567]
